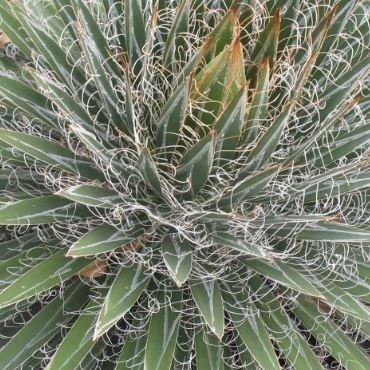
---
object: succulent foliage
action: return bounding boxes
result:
[0,0,369,369]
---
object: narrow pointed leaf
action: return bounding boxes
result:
[68,224,143,257]
[213,232,268,259]
[57,185,121,208]
[0,244,56,287]
[162,235,192,286]
[0,195,90,225]
[246,9,280,81]
[0,74,59,130]
[193,37,245,128]
[116,318,148,370]
[242,257,323,298]
[249,275,324,370]
[195,327,224,370]
[304,125,370,167]
[190,278,224,338]
[14,10,85,88]
[77,25,128,135]
[294,296,369,370]
[214,86,247,162]
[95,265,151,339]
[125,0,146,70]
[243,58,270,143]
[245,104,293,171]
[220,166,278,206]
[156,79,189,150]
[162,0,189,68]
[0,3,33,58]
[46,301,98,370]
[144,289,182,370]
[0,249,90,307]
[222,283,280,369]
[0,281,89,370]
[295,223,370,242]
[177,132,216,195]
[138,150,163,196]
[0,129,102,180]
[73,0,122,77]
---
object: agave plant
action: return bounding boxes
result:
[0,0,369,369]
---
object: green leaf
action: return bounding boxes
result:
[68,224,143,257]
[33,74,108,143]
[0,281,89,370]
[0,3,33,58]
[294,6,335,66]
[248,275,323,370]
[76,23,128,135]
[125,0,146,71]
[14,10,85,89]
[0,73,59,130]
[115,317,148,370]
[315,0,358,67]
[56,185,121,208]
[320,57,369,107]
[222,283,280,369]
[54,0,78,42]
[195,327,224,370]
[0,244,56,287]
[243,58,269,144]
[242,257,323,298]
[303,125,370,167]
[0,129,103,180]
[245,104,293,171]
[286,97,362,165]
[192,36,246,128]
[94,265,151,339]
[73,0,121,77]
[294,296,369,370]
[0,195,90,225]
[137,149,163,196]
[46,300,97,370]
[295,222,370,242]
[219,166,278,207]
[0,249,90,307]
[144,289,182,370]
[213,232,268,259]
[246,9,280,82]
[214,86,247,162]
[0,230,46,260]
[156,79,189,151]
[296,265,370,322]
[162,0,189,68]
[0,169,44,192]
[162,235,192,286]
[177,132,216,195]
[190,278,224,338]
[266,164,368,204]
[69,124,128,177]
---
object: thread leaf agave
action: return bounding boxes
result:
[0,0,369,369]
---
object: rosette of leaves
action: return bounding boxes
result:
[0,0,369,369]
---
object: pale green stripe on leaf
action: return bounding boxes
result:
[162,235,192,286]
[94,265,151,339]
[144,289,182,370]
[195,327,224,370]
[0,281,89,370]
[190,278,224,338]
[68,224,143,257]
[56,185,121,208]
[0,195,90,225]
[0,249,91,307]
[294,296,369,370]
